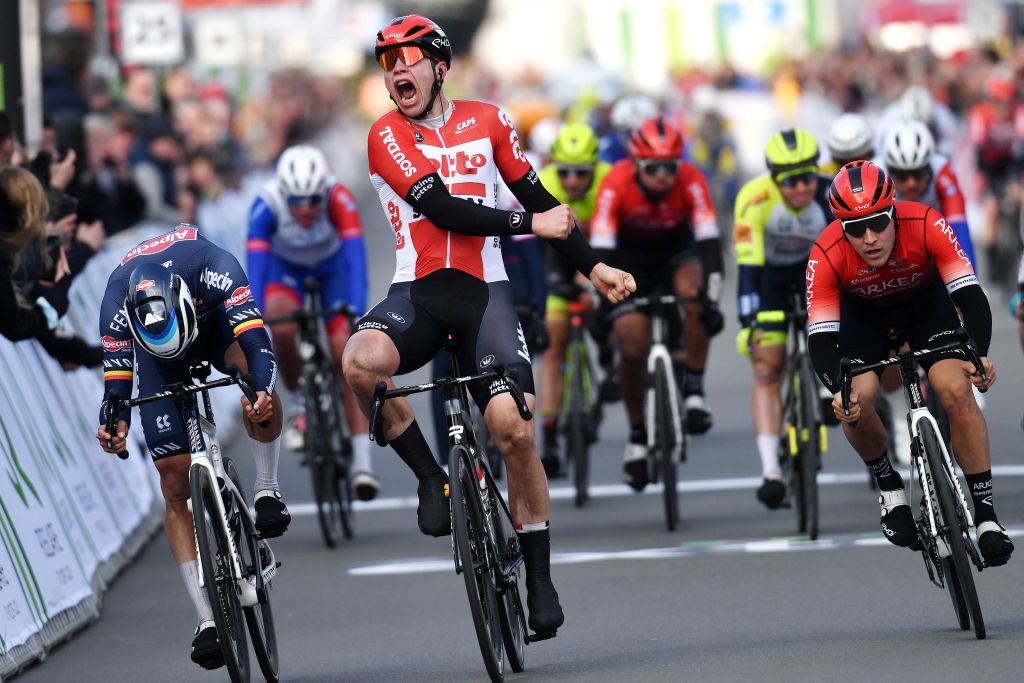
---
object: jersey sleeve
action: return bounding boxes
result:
[367,117,436,198]
[247,195,276,311]
[806,242,841,336]
[489,105,534,185]
[680,163,719,241]
[205,248,279,395]
[732,179,770,267]
[327,184,369,314]
[934,162,967,223]
[98,274,135,428]
[922,206,977,295]
[589,172,621,250]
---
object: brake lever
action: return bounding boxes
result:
[839,357,854,423]
[494,365,532,421]
[104,391,129,460]
[228,364,271,428]
[958,328,989,393]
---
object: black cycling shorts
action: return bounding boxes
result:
[759,263,806,334]
[137,320,237,461]
[356,269,535,412]
[839,276,964,374]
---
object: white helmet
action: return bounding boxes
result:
[528,117,561,157]
[277,145,329,198]
[883,120,934,171]
[900,85,933,124]
[610,95,658,133]
[826,113,874,161]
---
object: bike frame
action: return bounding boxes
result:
[638,295,685,462]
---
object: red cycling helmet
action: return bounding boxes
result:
[375,15,452,68]
[828,160,895,220]
[628,117,684,160]
[985,73,1015,102]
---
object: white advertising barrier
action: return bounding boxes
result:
[0,224,232,678]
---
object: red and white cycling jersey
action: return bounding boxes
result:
[884,153,966,224]
[367,101,533,283]
[806,201,977,336]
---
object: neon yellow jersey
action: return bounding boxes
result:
[538,162,612,231]
[732,173,833,268]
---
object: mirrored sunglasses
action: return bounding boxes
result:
[890,167,931,182]
[841,207,893,238]
[377,46,428,71]
[776,171,817,188]
[286,194,325,208]
[556,165,595,179]
[637,159,680,176]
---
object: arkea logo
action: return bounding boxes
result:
[455,117,477,134]
[377,126,419,178]
[121,227,198,265]
[201,268,233,291]
[225,285,252,308]
[102,336,132,353]
[135,279,155,292]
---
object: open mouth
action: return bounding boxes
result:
[395,79,417,103]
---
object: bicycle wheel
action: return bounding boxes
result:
[485,470,526,672]
[191,464,250,683]
[797,358,821,540]
[327,379,355,540]
[566,341,589,508]
[653,359,679,531]
[226,459,280,682]
[305,371,343,548]
[450,444,505,681]
[920,420,985,639]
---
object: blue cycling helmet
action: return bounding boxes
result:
[124,263,198,359]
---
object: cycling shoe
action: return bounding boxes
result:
[191,620,223,670]
[756,478,786,510]
[254,490,291,538]
[878,489,917,547]
[622,444,648,492]
[417,474,451,537]
[526,579,564,635]
[977,521,1014,566]
[684,395,713,435]
[353,471,380,502]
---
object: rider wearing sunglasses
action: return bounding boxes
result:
[806,160,1013,567]
[733,128,837,510]
[591,115,725,491]
[247,145,378,500]
[536,123,612,477]
[881,119,976,270]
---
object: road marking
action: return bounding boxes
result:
[288,465,1024,517]
[347,526,1024,576]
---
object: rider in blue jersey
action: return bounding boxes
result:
[247,145,377,499]
[95,224,288,670]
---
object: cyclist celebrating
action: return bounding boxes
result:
[591,116,724,491]
[806,161,1013,566]
[343,14,635,637]
[733,128,834,509]
[95,225,289,669]
[537,122,612,476]
[247,145,377,500]
[881,120,977,270]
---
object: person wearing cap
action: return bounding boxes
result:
[733,128,836,510]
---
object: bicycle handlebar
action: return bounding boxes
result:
[369,364,532,447]
[839,328,988,421]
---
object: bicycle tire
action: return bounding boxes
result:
[191,464,250,683]
[485,470,526,672]
[920,420,985,639]
[305,367,344,548]
[327,378,355,540]
[450,444,505,681]
[797,357,821,541]
[654,360,679,531]
[226,458,280,682]
[567,341,589,508]
[942,554,972,631]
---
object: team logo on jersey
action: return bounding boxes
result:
[102,336,132,353]
[455,117,477,134]
[225,285,252,308]
[414,132,425,143]
[479,354,495,368]
[135,279,155,292]
[121,227,198,265]
[377,126,419,178]
[509,212,524,231]
[201,268,234,292]
[387,311,406,324]
[429,150,487,178]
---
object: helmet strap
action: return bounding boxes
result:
[409,59,445,120]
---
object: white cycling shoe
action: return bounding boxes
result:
[622,443,649,492]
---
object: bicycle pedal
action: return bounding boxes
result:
[527,630,557,643]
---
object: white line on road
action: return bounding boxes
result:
[347,527,1024,576]
[288,465,1024,517]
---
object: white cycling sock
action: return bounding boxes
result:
[757,434,780,479]
[352,433,372,473]
[251,436,280,493]
[180,560,213,624]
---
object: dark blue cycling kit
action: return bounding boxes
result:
[98,225,277,460]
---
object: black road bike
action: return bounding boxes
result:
[369,345,553,682]
[267,278,357,549]
[560,297,605,508]
[840,329,989,639]
[754,291,827,540]
[105,363,281,681]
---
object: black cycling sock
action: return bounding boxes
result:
[629,424,647,445]
[865,451,904,491]
[516,522,551,585]
[391,421,443,481]
[542,417,558,447]
[965,470,997,526]
[683,365,704,397]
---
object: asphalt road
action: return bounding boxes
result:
[16,199,1024,681]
